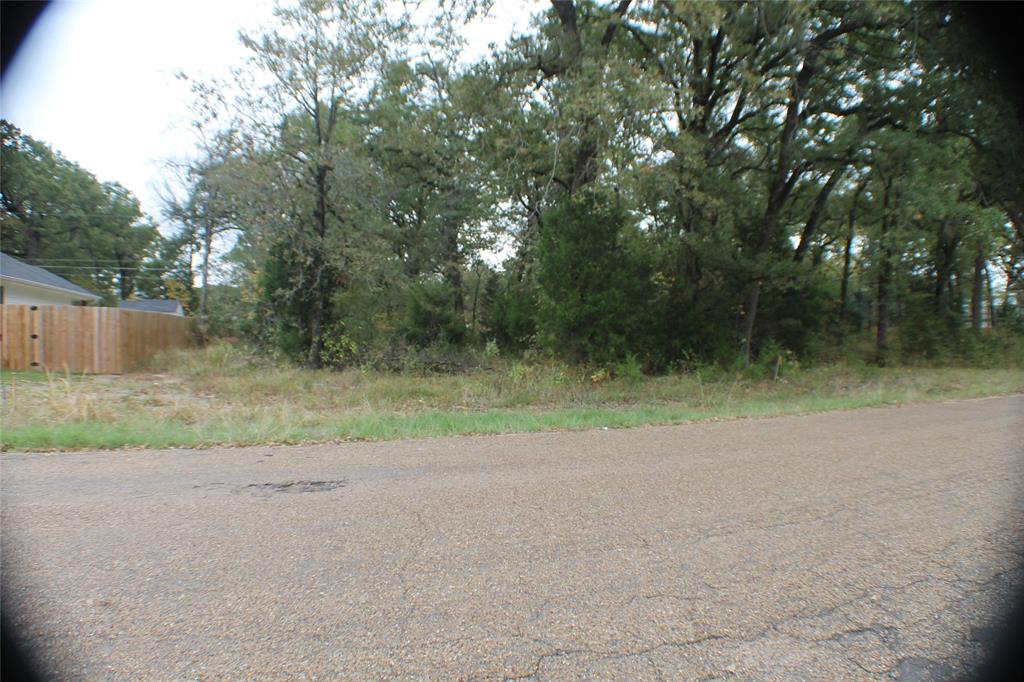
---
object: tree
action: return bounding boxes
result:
[365,59,493,323]
[197,0,400,366]
[171,0,1024,369]
[1,120,159,303]
[536,188,654,363]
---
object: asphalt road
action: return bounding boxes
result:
[3,396,1023,680]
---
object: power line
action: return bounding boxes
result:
[22,259,181,264]
[17,258,175,265]
[11,265,175,272]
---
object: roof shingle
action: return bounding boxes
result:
[118,299,184,315]
[0,252,100,300]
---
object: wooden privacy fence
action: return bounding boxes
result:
[1,304,193,374]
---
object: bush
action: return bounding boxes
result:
[612,353,644,383]
[399,281,467,348]
[535,189,656,364]
[486,279,538,354]
[320,323,360,368]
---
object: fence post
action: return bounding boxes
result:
[29,305,42,369]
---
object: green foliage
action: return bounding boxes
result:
[399,281,467,348]
[193,2,1020,371]
[536,189,655,364]
[8,0,1009,375]
[611,353,644,383]
[199,285,249,339]
[485,278,539,355]
[1,120,159,302]
[320,323,361,368]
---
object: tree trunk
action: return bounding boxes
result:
[515,196,542,283]
[197,222,213,343]
[307,255,329,370]
[794,167,844,263]
[840,232,853,318]
[934,220,946,310]
[739,63,814,364]
[985,265,996,328]
[444,222,465,317]
[933,220,957,313]
[307,163,331,369]
[839,182,865,330]
[953,269,963,321]
[971,253,984,330]
[740,282,760,366]
[200,223,212,320]
[26,224,43,260]
[875,179,893,366]
[1004,266,1013,309]
[449,265,464,316]
[470,266,482,334]
[118,267,131,300]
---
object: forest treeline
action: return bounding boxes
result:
[2,0,1023,371]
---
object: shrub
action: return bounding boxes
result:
[612,353,644,383]
[399,281,467,348]
[535,189,656,364]
[486,280,538,354]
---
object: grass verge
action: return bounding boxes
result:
[2,345,1021,451]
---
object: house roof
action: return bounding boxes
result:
[118,299,184,314]
[0,252,100,301]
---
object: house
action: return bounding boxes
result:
[0,252,100,306]
[118,299,185,316]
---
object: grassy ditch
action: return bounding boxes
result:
[2,343,1022,451]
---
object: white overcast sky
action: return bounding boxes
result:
[1,0,544,225]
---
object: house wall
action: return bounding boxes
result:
[1,280,89,306]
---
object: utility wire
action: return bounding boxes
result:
[21,259,182,265]
[11,265,175,272]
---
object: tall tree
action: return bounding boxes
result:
[200,0,400,366]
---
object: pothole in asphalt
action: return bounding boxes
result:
[238,479,346,495]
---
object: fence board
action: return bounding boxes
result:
[1,305,31,370]
[0,305,192,374]
[120,309,192,369]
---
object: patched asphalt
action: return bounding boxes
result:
[2,395,1022,679]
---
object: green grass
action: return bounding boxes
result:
[2,343,1022,451]
[1,369,53,384]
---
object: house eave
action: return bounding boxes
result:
[0,274,100,301]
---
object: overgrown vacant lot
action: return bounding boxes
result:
[2,343,1022,451]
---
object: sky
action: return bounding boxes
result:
[1,0,544,225]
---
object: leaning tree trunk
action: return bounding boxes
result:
[794,167,844,263]
[740,57,815,365]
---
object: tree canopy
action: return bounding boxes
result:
[1,121,159,303]
[3,0,1021,369]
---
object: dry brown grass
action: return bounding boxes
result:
[2,342,1022,450]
